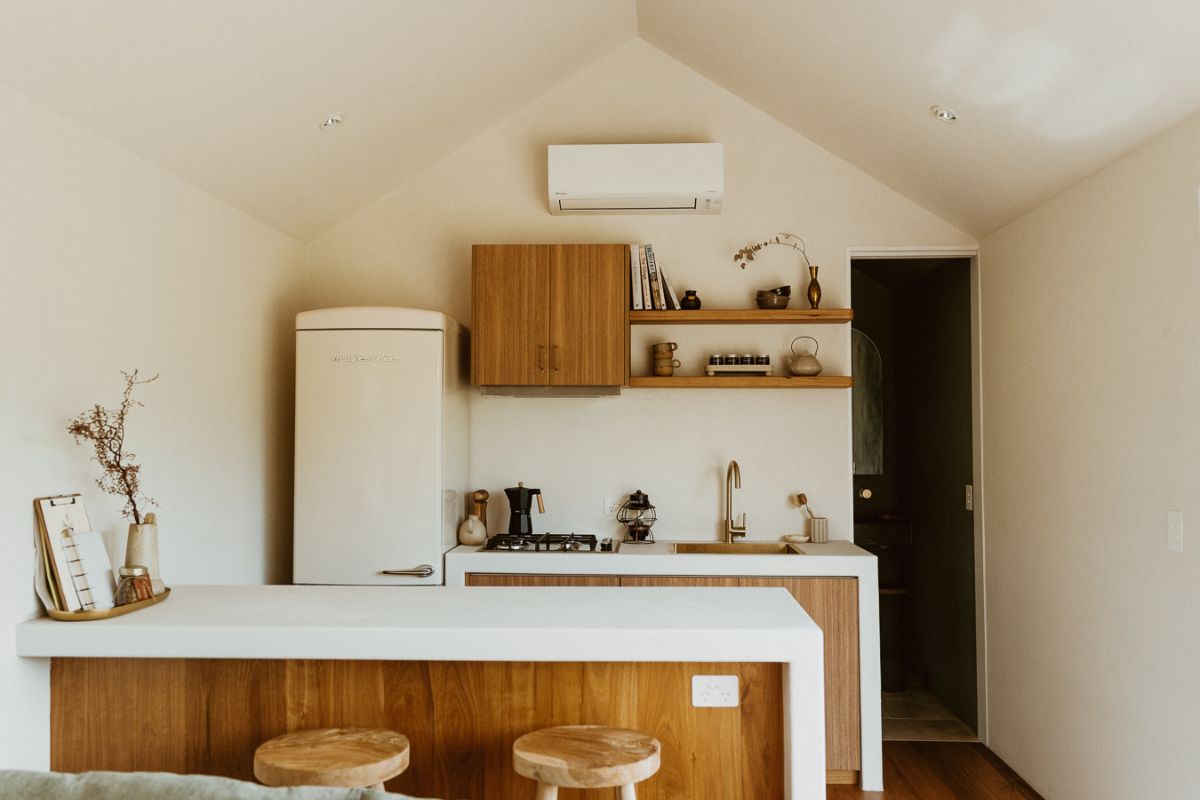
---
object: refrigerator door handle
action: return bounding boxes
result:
[380,565,435,577]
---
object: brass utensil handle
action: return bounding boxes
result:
[380,565,435,577]
[536,494,546,514]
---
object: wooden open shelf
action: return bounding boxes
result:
[630,308,853,325]
[629,375,853,389]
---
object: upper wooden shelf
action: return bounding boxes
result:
[629,309,853,325]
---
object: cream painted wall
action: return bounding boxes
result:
[309,40,974,542]
[980,110,1200,798]
[0,83,305,766]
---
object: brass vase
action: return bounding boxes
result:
[806,265,822,309]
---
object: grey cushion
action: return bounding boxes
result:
[0,770,427,800]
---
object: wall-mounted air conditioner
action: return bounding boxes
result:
[547,143,723,215]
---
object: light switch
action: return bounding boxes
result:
[1168,511,1184,554]
[965,484,974,511]
[692,675,739,707]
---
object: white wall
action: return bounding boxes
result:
[309,40,973,541]
[0,83,305,767]
[980,110,1200,798]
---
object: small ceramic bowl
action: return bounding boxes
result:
[782,533,810,544]
[756,292,791,309]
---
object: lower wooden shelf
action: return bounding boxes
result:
[628,375,853,389]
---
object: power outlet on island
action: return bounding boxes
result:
[692,675,739,708]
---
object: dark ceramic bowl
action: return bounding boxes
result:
[755,293,791,309]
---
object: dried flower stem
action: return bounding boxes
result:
[733,232,812,270]
[67,370,158,523]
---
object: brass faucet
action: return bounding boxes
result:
[724,460,747,542]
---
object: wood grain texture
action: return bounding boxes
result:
[471,244,548,386]
[253,728,409,788]
[629,308,854,324]
[628,375,854,389]
[548,244,628,386]
[513,725,660,788]
[51,658,782,800]
[742,577,861,772]
[825,742,1044,799]
[466,574,620,587]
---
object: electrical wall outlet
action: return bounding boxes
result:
[1168,511,1184,554]
[691,675,739,708]
[604,497,620,515]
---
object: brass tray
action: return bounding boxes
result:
[47,587,171,622]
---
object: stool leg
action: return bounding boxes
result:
[617,784,636,800]
[370,783,385,791]
[534,781,558,800]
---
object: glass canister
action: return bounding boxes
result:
[115,565,155,605]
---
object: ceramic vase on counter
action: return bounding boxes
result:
[125,512,164,594]
[458,514,486,546]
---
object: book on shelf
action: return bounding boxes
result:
[628,244,644,310]
[658,260,681,310]
[645,244,667,310]
[638,245,653,310]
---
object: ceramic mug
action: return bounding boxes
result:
[652,342,678,356]
[653,357,682,377]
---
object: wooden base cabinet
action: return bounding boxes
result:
[51,657,782,800]
[466,573,861,785]
[471,244,628,388]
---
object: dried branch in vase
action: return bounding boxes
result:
[733,232,812,270]
[67,370,159,524]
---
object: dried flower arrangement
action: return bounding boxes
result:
[733,232,812,270]
[67,370,159,523]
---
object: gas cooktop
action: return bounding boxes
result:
[481,533,613,552]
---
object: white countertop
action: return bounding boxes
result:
[445,539,875,581]
[15,584,819,663]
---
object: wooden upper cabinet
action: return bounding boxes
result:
[471,245,549,386]
[548,244,628,386]
[472,244,628,387]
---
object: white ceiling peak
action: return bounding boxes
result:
[3,1,1199,240]
[637,0,1200,236]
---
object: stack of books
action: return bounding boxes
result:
[629,244,682,310]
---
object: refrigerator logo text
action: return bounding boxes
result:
[331,354,400,363]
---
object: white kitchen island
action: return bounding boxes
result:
[18,584,825,800]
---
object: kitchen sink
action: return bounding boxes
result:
[672,542,806,555]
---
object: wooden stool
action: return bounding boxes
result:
[254,727,410,790]
[513,725,661,800]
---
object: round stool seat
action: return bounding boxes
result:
[254,727,410,789]
[513,725,661,789]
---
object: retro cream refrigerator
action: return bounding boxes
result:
[293,307,467,585]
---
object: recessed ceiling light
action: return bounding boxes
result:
[930,105,958,123]
[319,115,343,130]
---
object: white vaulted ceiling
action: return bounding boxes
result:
[638,0,1200,236]
[0,0,638,241]
[3,0,1200,240]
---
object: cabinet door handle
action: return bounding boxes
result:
[539,344,547,371]
[552,345,561,372]
[380,565,435,578]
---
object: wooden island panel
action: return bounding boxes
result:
[466,572,861,785]
[51,657,783,800]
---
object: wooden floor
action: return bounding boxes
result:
[828,742,1044,800]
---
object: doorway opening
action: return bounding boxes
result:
[851,255,979,743]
